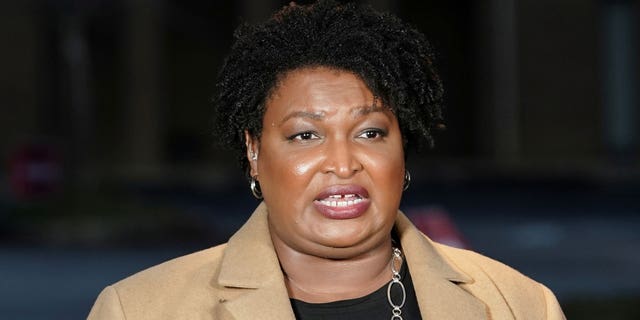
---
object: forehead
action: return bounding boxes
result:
[265,67,377,117]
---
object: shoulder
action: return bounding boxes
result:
[436,243,536,288]
[113,244,227,291]
[88,244,228,320]
[434,243,565,319]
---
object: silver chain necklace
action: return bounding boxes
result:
[387,247,406,320]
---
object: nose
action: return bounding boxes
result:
[322,138,363,178]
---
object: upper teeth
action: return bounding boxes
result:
[329,194,356,199]
[319,194,363,207]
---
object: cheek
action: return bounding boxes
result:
[378,160,405,189]
[363,148,405,195]
[362,145,404,173]
[290,153,321,177]
[259,148,324,188]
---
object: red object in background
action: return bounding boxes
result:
[407,207,470,249]
[9,143,62,200]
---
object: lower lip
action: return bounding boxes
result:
[313,199,371,219]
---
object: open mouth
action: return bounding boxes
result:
[313,185,371,219]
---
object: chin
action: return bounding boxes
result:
[314,226,381,250]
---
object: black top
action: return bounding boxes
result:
[290,261,422,320]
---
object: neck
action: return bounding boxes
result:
[273,238,396,303]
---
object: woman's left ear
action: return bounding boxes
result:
[244,130,259,177]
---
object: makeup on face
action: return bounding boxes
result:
[251,67,405,255]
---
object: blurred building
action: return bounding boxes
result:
[1,0,638,191]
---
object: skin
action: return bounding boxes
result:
[245,66,405,302]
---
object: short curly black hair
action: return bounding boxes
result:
[213,0,444,176]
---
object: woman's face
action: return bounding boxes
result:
[247,67,405,258]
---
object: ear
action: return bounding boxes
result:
[244,130,259,177]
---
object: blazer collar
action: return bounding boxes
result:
[217,202,281,289]
[215,203,487,320]
[396,213,489,319]
[215,203,296,320]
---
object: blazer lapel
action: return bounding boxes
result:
[213,205,489,320]
[214,203,296,320]
[397,213,489,320]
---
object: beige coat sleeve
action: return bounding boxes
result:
[87,286,126,320]
[542,285,566,320]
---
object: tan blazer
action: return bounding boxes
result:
[88,203,565,319]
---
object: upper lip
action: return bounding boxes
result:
[314,184,369,201]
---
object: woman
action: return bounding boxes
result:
[89,1,565,319]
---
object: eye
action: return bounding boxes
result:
[357,128,387,140]
[288,131,320,141]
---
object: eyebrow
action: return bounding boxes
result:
[278,104,386,126]
[350,104,386,117]
[279,111,325,125]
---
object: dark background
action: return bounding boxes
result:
[1,0,639,319]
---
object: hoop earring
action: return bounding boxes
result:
[403,170,411,191]
[250,176,263,199]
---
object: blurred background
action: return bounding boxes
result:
[1,0,638,318]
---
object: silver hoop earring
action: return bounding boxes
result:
[403,170,411,191]
[250,176,263,199]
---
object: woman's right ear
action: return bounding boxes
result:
[244,130,259,177]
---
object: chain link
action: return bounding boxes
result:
[387,247,405,320]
